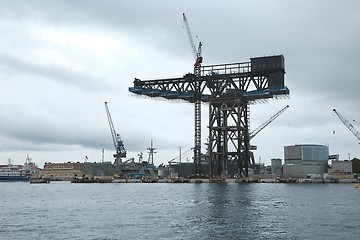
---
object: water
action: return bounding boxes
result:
[1,182,360,240]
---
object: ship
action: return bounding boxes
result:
[0,155,36,181]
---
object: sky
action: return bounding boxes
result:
[1,0,360,167]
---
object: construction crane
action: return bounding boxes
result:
[182,13,203,68]
[247,105,289,165]
[104,102,126,164]
[182,13,203,174]
[333,109,360,141]
[250,105,289,140]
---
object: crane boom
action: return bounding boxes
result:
[182,13,197,60]
[249,105,289,140]
[105,102,117,149]
[333,109,360,141]
[105,102,126,164]
[182,13,203,67]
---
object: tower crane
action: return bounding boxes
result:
[104,102,127,164]
[182,13,203,174]
[333,109,360,141]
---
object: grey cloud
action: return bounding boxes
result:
[1,0,360,165]
[0,54,110,91]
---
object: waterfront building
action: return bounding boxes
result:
[82,162,118,177]
[282,144,329,178]
[330,160,352,176]
[271,158,282,176]
[42,162,85,181]
[351,158,360,174]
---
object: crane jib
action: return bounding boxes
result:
[333,109,360,141]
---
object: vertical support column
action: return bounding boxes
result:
[209,94,251,179]
[236,101,250,178]
[221,108,228,178]
[194,65,202,175]
[209,98,228,179]
[194,99,201,174]
[209,102,215,178]
[243,103,250,177]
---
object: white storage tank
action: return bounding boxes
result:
[158,169,166,178]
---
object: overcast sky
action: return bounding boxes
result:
[1,0,360,167]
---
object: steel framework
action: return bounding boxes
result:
[129,55,289,178]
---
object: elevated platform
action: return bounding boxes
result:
[129,87,210,102]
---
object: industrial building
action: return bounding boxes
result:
[271,158,282,176]
[352,158,360,174]
[282,144,329,178]
[330,160,352,175]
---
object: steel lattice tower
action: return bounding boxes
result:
[129,55,289,179]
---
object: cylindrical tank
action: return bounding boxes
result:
[158,169,165,178]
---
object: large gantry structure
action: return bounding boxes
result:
[129,14,288,179]
[129,55,289,179]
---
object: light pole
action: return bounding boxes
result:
[179,146,182,163]
[179,146,182,177]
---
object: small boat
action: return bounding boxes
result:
[30,177,50,184]
[112,178,127,183]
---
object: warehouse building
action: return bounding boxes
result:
[331,160,352,175]
[42,162,85,180]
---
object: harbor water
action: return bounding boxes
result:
[1,182,360,239]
